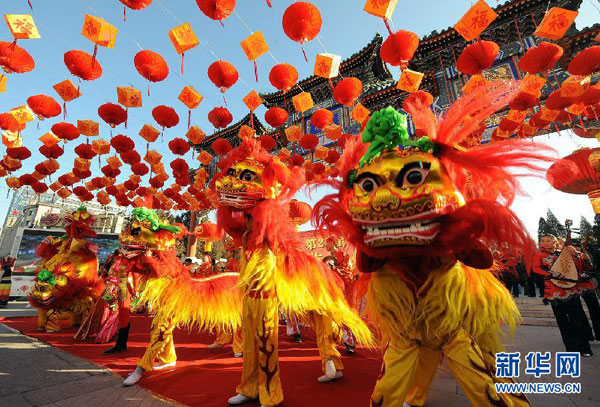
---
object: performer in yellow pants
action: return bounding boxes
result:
[234,295,283,407]
[211,327,244,356]
[310,313,344,382]
[123,315,176,386]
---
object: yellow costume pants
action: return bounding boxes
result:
[215,328,244,354]
[372,329,529,407]
[137,315,176,372]
[310,313,343,372]
[236,296,283,406]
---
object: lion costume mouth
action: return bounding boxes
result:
[216,190,265,209]
[360,218,441,246]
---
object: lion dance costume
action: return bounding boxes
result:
[313,82,555,407]
[211,136,373,407]
[114,207,242,386]
[29,207,103,332]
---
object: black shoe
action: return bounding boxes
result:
[345,343,355,354]
[293,333,302,343]
[582,351,593,357]
[103,324,130,354]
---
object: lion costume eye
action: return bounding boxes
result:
[240,170,256,182]
[226,168,235,176]
[397,162,431,188]
[355,173,380,193]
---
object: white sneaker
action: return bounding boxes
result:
[317,370,343,382]
[228,393,255,405]
[153,361,176,370]
[122,368,144,386]
[208,342,225,349]
[233,352,243,358]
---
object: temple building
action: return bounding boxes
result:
[193,0,599,177]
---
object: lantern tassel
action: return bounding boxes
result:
[328,78,334,91]
[254,60,258,82]
[123,6,127,21]
[125,108,128,129]
[148,84,151,96]
[383,19,393,36]
[63,102,67,119]
[28,0,32,9]
[219,19,225,28]
[223,94,228,107]
[188,109,191,129]
[92,44,98,65]
[181,52,185,75]
[266,0,272,6]
[301,46,308,63]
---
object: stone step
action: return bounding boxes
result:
[521,316,558,327]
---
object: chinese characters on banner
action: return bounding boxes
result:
[297,230,354,263]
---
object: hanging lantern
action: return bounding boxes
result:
[380,30,419,69]
[169,22,199,75]
[196,0,236,25]
[64,50,103,81]
[144,149,162,165]
[81,14,117,60]
[186,126,206,144]
[461,74,489,95]
[561,75,590,98]
[265,107,288,128]
[534,7,578,41]
[0,41,35,73]
[53,79,80,118]
[518,42,563,74]
[27,95,61,120]
[75,120,99,138]
[10,105,34,125]
[4,14,40,40]
[333,78,362,106]
[122,150,141,165]
[178,86,203,128]
[212,138,233,156]
[117,86,142,108]
[119,0,153,20]
[269,63,299,93]
[131,162,149,176]
[282,2,322,61]
[134,50,169,94]
[454,0,498,42]
[39,132,59,147]
[396,69,423,93]
[140,123,160,143]
[168,138,191,155]
[98,103,127,128]
[111,134,135,153]
[456,41,499,75]
[74,143,97,159]
[568,46,600,76]
[152,105,180,134]
[39,144,64,159]
[314,53,341,79]
[243,90,263,112]
[258,135,276,151]
[6,146,31,160]
[208,107,233,129]
[310,109,333,130]
[520,74,547,96]
[292,92,314,113]
[198,151,213,166]
[0,114,23,132]
[207,60,239,93]
[508,92,538,111]
[299,133,318,150]
[51,122,80,141]
[351,103,371,124]
[106,155,123,169]
[285,125,302,142]
[241,31,269,82]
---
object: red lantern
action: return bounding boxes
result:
[508,92,539,111]
[325,149,340,164]
[102,165,121,178]
[212,138,232,156]
[207,60,238,93]
[6,147,31,160]
[264,107,289,127]
[380,30,419,69]
[0,113,23,132]
[98,103,127,129]
[18,174,36,186]
[310,109,333,130]
[27,95,61,119]
[456,41,499,75]
[546,89,576,110]
[269,63,298,92]
[152,105,180,129]
[208,107,233,129]
[170,158,189,176]
[134,50,169,93]
[168,137,191,155]
[289,199,312,225]
[51,122,80,141]
[518,42,563,74]
[39,144,64,159]
[149,176,164,188]
[258,135,276,151]
[299,133,318,150]
[31,182,48,194]
[580,87,600,106]
[119,0,153,20]
[568,46,600,76]
[196,0,236,24]
[121,150,141,165]
[73,168,92,180]
[111,134,135,153]
[403,91,434,112]
[64,50,103,81]
[0,41,34,73]
[1,157,22,172]
[74,143,97,159]
[333,77,363,106]
[282,2,321,60]
[131,162,149,176]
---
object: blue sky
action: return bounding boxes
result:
[0,0,599,237]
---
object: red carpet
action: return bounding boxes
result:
[1,315,383,406]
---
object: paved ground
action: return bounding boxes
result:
[0,303,180,407]
[1,301,600,406]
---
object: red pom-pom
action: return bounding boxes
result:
[310,109,333,130]
[134,50,169,82]
[208,60,239,92]
[121,150,141,165]
[289,154,304,166]
[568,45,600,76]
[333,78,362,106]
[299,133,318,150]
[518,42,563,74]
[152,105,179,128]
[208,107,233,129]
[212,138,233,156]
[99,103,127,128]
[0,41,34,73]
[456,41,499,75]
[111,134,135,153]
[27,95,61,119]
[168,137,191,155]
[64,50,102,81]
[380,30,419,68]
[508,92,539,111]
[51,122,80,141]
[269,63,298,92]
[74,143,97,159]
[545,89,576,110]
[6,147,31,160]
[196,0,236,21]
[325,149,340,164]
[264,106,289,127]
[258,135,276,151]
[131,162,149,176]
[39,144,64,159]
